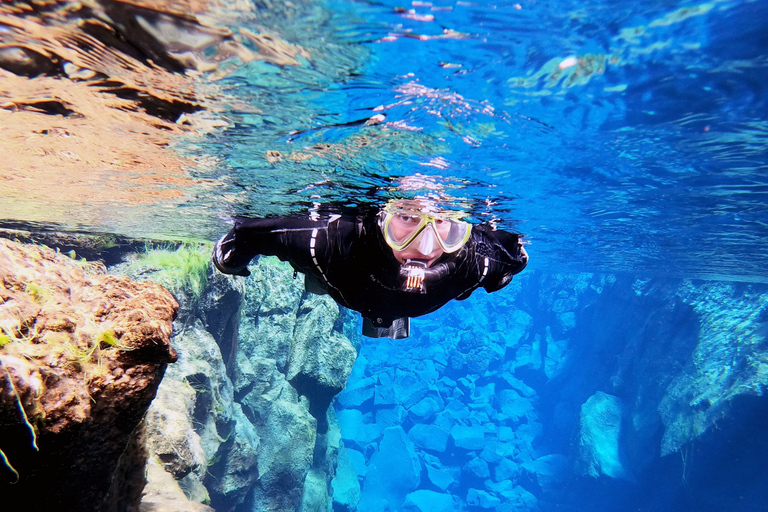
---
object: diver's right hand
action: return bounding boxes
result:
[212,234,251,277]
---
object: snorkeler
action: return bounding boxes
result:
[212,200,528,339]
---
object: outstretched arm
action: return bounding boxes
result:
[212,216,328,276]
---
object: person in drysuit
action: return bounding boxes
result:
[212,200,528,339]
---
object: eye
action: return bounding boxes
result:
[398,215,420,224]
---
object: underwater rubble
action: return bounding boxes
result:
[335,272,768,512]
[1,235,768,512]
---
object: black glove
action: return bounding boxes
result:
[212,233,251,277]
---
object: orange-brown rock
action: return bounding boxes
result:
[0,238,178,511]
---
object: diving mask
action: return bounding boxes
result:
[381,211,471,254]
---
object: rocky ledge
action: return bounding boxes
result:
[0,238,178,511]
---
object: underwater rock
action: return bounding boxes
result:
[450,424,486,451]
[658,281,768,456]
[208,403,260,508]
[195,271,245,371]
[521,454,568,494]
[144,318,249,509]
[464,456,491,480]
[0,239,177,511]
[361,426,422,510]
[453,331,505,375]
[238,257,304,372]
[543,328,569,380]
[140,456,215,512]
[331,445,362,512]
[576,391,631,480]
[408,423,450,452]
[493,458,520,482]
[238,355,316,512]
[297,468,329,512]
[496,485,540,512]
[240,257,357,429]
[426,462,456,491]
[337,375,376,408]
[288,293,358,429]
[345,447,367,478]
[402,489,456,512]
[496,389,534,425]
[466,488,501,509]
[409,395,444,422]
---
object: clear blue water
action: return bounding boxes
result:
[204,0,768,282]
[2,1,768,511]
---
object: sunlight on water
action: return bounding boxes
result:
[1,0,767,280]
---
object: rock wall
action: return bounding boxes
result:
[0,238,178,511]
[334,271,768,512]
[122,252,358,512]
[1,237,358,512]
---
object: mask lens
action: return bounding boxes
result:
[438,220,471,252]
[383,213,471,253]
[385,214,428,248]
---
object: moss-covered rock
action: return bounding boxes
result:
[0,238,177,511]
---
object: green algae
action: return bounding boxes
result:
[127,242,212,299]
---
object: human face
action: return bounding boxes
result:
[388,215,453,266]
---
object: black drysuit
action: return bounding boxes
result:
[212,213,528,337]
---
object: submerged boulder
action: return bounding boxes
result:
[361,426,422,510]
[403,489,456,512]
[331,445,362,511]
[0,239,178,511]
[576,391,632,480]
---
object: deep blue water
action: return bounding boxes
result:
[202,0,768,282]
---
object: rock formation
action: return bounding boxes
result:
[334,271,768,512]
[0,238,178,511]
[114,249,358,512]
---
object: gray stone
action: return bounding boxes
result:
[402,490,456,512]
[522,454,568,492]
[145,320,241,505]
[288,292,358,422]
[376,405,407,427]
[426,464,455,491]
[576,391,631,480]
[497,389,533,424]
[464,457,491,479]
[466,488,500,509]
[409,396,444,421]
[239,257,304,372]
[494,458,519,482]
[239,362,317,512]
[450,424,485,451]
[408,424,450,452]
[362,426,422,509]
[497,485,540,512]
[345,447,367,478]
[297,468,329,512]
[337,376,376,408]
[337,409,365,442]
[332,446,361,512]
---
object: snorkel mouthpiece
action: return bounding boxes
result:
[400,260,428,294]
